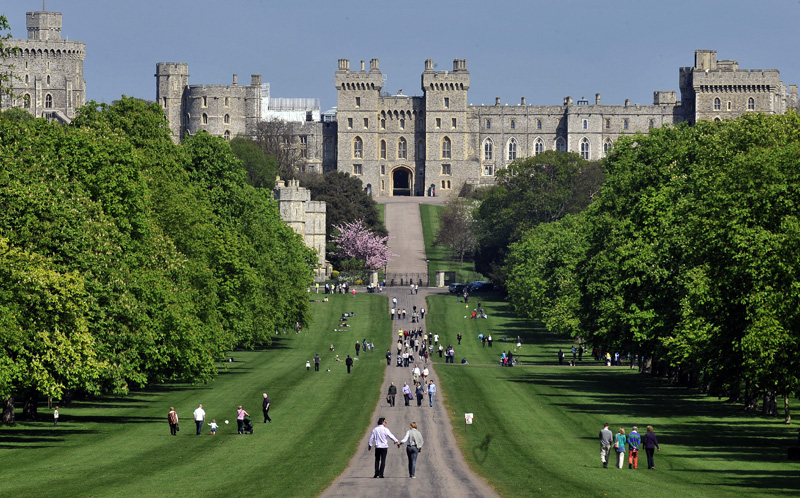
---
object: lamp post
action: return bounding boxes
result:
[426,259,430,287]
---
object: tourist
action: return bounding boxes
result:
[346,355,354,373]
[236,405,249,434]
[262,393,272,423]
[415,382,424,407]
[427,380,437,407]
[399,421,424,478]
[368,417,400,478]
[402,382,411,407]
[643,425,660,469]
[599,423,613,468]
[387,382,397,407]
[193,403,206,435]
[615,427,627,469]
[167,406,179,436]
[628,426,641,469]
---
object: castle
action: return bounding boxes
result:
[272,177,329,280]
[0,9,85,122]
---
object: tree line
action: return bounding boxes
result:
[499,113,800,422]
[0,98,315,423]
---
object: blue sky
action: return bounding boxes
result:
[5,0,800,110]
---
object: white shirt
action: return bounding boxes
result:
[413,366,421,376]
[422,368,429,377]
[193,407,206,421]
[369,424,399,448]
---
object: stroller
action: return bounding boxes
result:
[242,415,254,434]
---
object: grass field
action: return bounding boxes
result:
[425,292,800,497]
[1,293,390,498]
[419,203,485,285]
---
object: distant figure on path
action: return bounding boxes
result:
[355,341,361,356]
[262,393,272,423]
[388,382,397,407]
[193,404,206,435]
[368,417,400,478]
[386,349,392,366]
[457,332,462,345]
[415,383,424,407]
[402,383,411,406]
[400,421,425,478]
[168,407,179,436]
[643,425,660,469]
[427,380,437,407]
[346,355,354,373]
[558,349,565,365]
[599,422,613,468]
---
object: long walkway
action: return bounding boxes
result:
[320,197,497,498]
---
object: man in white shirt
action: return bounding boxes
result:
[193,404,206,435]
[368,417,400,478]
[412,364,421,385]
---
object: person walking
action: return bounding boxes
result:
[628,426,641,469]
[53,406,59,426]
[386,349,392,366]
[400,421,425,478]
[388,382,397,407]
[558,349,565,365]
[599,422,613,468]
[368,417,400,478]
[314,353,320,372]
[346,355,354,373]
[457,332,462,345]
[168,407,179,436]
[487,335,493,348]
[642,425,661,469]
[412,364,421,385]
[262,393,272,423]
[427,380,437,407]
[236,405,249,434]
[415,382,424,407]
[355,341,361,357]
[193,404,206,435]
[402,383,411,407]
[615,427,627,469]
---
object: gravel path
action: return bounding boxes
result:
[319,198,498,498]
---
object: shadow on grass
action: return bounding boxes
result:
[0,427,100,449]
[472,433,493,464]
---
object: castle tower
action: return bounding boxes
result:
[155,63,189,142]
[26,11,62,41]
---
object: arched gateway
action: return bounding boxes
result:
[391,165,414,196]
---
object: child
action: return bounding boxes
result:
[306,360,311,371]
[208,419,218,435]
[53,406,59,426]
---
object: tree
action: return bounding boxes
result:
[0,15,21,100]
[252,118,307,178]
[230,135,278,189]
[473,151,604,285]
[434,196,478,263]
[330,220,394,271]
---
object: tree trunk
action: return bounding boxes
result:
[784,395,791,424]
[2,396,15,425]
[22,390,39,420]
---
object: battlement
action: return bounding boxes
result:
[335,59,383,91]
[422,59,470,91]
[27,11,62,41]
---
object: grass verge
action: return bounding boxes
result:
[419,203,484,284]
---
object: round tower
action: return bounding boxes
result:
[155,62,189,142]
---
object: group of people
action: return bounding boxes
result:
[368,417,425,478]
[168,394,272,436]
[600,423,660,469]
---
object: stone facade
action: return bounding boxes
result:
[0,10,86,123]
[273,178,329,281]
[334,51,799,197]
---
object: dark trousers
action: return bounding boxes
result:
[169,423,178,436]
[347,365,352,373]
[315,363,319,371]
[263,408,271,423]
[389,395,396,406]
[374,447,388,477]
[406,446,419,477]
[195,420,203,435]
[404,394,410,406]
[645,447,656,468]
[416,394,423,406]
[237,419,244,434]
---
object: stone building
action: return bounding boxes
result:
[334,51,798,197]
[273,178,329,281]
[0,9,85,123]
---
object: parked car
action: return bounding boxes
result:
[467,281,493,293]
[449,282,466,294]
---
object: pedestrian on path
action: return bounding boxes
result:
[368,417,400,478]
[388,382,397,407]
[427,380,437,407]
[415,382,424,407]
[402,383,411,407]
[400,422,424,478]
[386,350,392,366]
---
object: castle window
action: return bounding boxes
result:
[418,118,424,129]
[225,97,229,107]
[381,119,386,129]
[380,140,387,159]
[713,98,721,111]
[483,138,493,161]
[347,118,353,129]
[605,118,610,129]
[400,119,405,129]
[202,96,208,107]
[398,137,407,159]
[324,138,334,160]
[441,164,451,176]
[580,138,590,160]
[381,180,385,191]
[23,94,31,108]
[418,140,425,160]
[25,74,29,84]
[452,118,457,128]
[299,136,308,158]
[483,165,494,176]
[604,138,613,154]
[224,130,231,141]
[46,75,50,85]
[442,137,452,159]
[537,119,542,130]
[486,119,491,129]
[163,97,168,108]
[436,118,441,129]
[364,117,369,128]
[444,97,450,109]
[714,117,721,122]
[355,96,361,108]
[447,180,451,189]
[534,138,544,155]
[748,97,755,110]
[224,114,230,124]
[649,119,654,128]
[353,137,363,158]
[381,165,386,175]
[202,113,208,125]
[727,101,732,111]
[555,137,566,152]
[353,164,363,175]
[45,94,53,109]
[623,119,629,130]
[510,120,515,129]
[507,138,517,161]
[582,119,588,130]
[442,180,446,189]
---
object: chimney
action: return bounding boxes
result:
[233,74,238,85]
[495,97,501,106]
[251,74,261,86]
[360,60,365,71]
[425,59,433,71]
[521,97,526,105]
[595,93,601,105]
[625,99,630,107]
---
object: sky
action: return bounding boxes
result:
[4,0,800,111]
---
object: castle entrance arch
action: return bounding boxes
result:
[391,165,414,196]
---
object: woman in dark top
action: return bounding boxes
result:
[642,425,660,469]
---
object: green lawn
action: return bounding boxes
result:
[1,293,389,498]
[419,203,484,285]
[425,293,800,497]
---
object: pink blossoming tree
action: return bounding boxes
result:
[331,220,394,270]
